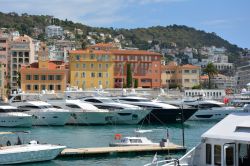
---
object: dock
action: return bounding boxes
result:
[59,144,186,158]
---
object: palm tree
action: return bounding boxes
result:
[203,62,218,89]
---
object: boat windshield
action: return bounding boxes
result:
[0,108,19,112]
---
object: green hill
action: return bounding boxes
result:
[0,12,243,64]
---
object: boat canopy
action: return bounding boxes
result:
[202,112,250,142]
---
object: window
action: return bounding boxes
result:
[56,75,61,80]
[99,64,102,69]
[41,75,46,80]
[76,63,79,68]
[91,72,95,77]
[82,72,85,78]
[82,64,86,68]
[48,75,54,80]
[106,64,109,69]
[66,104,81,108]
[184,70,189,74]
[26,85,31,90]
[184,79,189,83]
[85,99,102,103]
[26,75,31,80]
[33,85,39,91]
[192,70,197,73]
[49,85,54,90]
[56,85,61,91]
[76,55,80,60]
[98,73,102,78]
[91,64,94,68]
[98,80,102,85]
[214,145,221,166]
[206,144,212,164]
[90,54,95,59]
[33,75,39,80]
[106,73,109,78]
[41,85,46,90]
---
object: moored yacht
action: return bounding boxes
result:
[81,96,151,125]
[0,103,32,127]
[161,98,240,120]
[114,96,197,124]
[9,93,71,126]
[0,131,66,165]
[45,98,111,125]
[144,111,250,166]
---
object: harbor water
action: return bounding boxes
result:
[0,120,217,166]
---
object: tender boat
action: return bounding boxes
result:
[114,96,197,124]
[144,109,250,166]
[81,96,151,125]
[9,93,71,126]
[0,132,65,165]
[110,129,173,147]
[0,103,32,127]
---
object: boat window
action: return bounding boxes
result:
[199,104,222,109]
[238,144,250,166]
[53,105,62,109]
[129,139,142,143]
[84,99,102,103]
[95,105,123,110]
[136,105,161,109]
[214,144,222,166]
[66,104,81,108]
[18,105,41,109]
[0,108,19,112]
[119,98,150,102]
[206,144,212,164]
[225,146,234,166]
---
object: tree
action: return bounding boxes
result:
[134,79,138,88]
[126,64,132,88]
[203,63,218,89]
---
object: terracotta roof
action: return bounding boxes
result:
[110,50,161,56]
[69,49,112,55]
[181,64,200,69]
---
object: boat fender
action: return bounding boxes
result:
[114,134,122,140]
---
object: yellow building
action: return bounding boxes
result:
[69,49,114,89]
[161,62,200,89]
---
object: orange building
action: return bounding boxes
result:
[20,43,68,92]
[110,50,162,88]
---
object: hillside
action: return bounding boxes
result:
[0,12,243,64]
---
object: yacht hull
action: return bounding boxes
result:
[0,113,32,127]
[109,109,151,125]
[0,144,65,164]
[67,112,110,125]
[141,108,197,124]
[188,107,239,120]
[28,112,71,126]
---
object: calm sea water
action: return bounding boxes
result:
[0,121,217,166]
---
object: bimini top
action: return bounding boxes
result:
[202,112,250,142]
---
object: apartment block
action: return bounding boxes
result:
[161,62,201,89]
[45,25,63,38]
[20,43,67,93]
[69,49,115,89]
[0,63,5,97]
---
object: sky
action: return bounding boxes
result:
[0,0,249,48]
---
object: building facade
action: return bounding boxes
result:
[236,63,250,90]
[20,43,67,93]
[211,74,235,90]
[161,62,201,89]
[0,63,5,98]
[9,35,36,91]
[111,50,162,88]
[69,49,115,89]
[45,25,63,38]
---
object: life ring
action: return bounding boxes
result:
[114,134,122,140]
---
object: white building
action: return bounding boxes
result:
[211,74,235,89]
[236,63,250,89]
[45,25,63,38]
[185,89,226,100]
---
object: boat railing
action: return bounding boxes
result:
[143,158,188,166]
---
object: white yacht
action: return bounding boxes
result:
[9,94,71,126]
[144,111,250,166]
[0,104,32,127]
[46,98,112,125]
[81,96,151,125]
[0,132,65,165]
[114,96,197,124]
[110,129,173,147]
[162,98,240,120]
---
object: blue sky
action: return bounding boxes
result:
[0,0,249,48]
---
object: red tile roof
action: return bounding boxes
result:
[181,64,200,69]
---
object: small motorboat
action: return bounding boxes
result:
[109,129,173,147]
[0,131,66,165]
